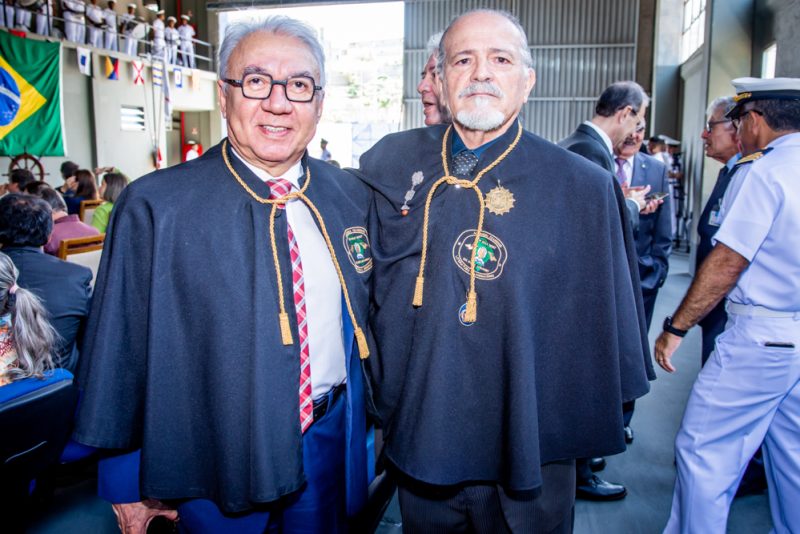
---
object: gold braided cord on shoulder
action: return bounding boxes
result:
[413,122,523,324]
[222,139,369,358]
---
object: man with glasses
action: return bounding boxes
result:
[74,16,372,532]
[559,80,653,502]
[656,77,800,533]
[696,96,740,365]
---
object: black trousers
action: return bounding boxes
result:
[396,460,575,534]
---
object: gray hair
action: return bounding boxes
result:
[217,16,326,87]
[595,81,650,117]
[437,9,533,76]
[426,31,443,59]
[706,96,736,118]
[0,252,57,382]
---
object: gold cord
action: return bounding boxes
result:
[222,139,370,358]
[414,122,523,323]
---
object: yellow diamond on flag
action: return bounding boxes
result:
[0,55,46,141]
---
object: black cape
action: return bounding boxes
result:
[353,122,654,491]
[74,141,372,513]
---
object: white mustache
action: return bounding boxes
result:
[458,82,504,99]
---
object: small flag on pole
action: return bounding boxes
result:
[152,61,163,87]
[105,57,119,80]
[174,67,183,89]
[77,47,91,76]
[131,60,144,85]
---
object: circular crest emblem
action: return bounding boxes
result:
[458,303,475,326]
[342,226,372,273]
[485,185,515,216]
[452,229,508,280]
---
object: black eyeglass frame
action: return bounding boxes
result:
[223,74,323,103]
[732,108,763,129]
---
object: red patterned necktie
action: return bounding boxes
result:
[269,178,314,432]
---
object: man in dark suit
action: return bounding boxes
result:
[0,194,92,373]
[697,96,739,365]
[558,81,656,502]
[559,81,653,232]
[614,122,672,328]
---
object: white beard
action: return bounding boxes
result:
[455,96,505,131]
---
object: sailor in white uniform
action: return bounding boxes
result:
[656,76,800,534]
[102,0,117,50]
[61,0,85,43]
[85,0,104,48]
[15,0,31,30]
[164,15,178,64]
[35,0,54,35]
[150,9,165,59]
[120,3,137,56]
[177,13,195,68]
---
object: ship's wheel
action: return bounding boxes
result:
[9,152,46,181]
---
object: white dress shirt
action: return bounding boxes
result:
[234,150,347,398]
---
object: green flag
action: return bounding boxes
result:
[0,32,63,156]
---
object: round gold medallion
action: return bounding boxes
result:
[485,185,515,216]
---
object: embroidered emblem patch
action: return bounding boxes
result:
[485,185,515,216]
[342,226,372,273]
[452,229,508,280]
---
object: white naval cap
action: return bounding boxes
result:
[726,77,800,118]
[156,9,164,15]
[180,14,190,20]
[167,15,176,22]
[127,3,136,8]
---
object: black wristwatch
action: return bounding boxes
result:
[663,316,688,338]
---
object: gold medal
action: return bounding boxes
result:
[485,185,515,215]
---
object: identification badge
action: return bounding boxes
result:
[709,209,722,227]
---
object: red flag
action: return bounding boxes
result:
[132,60,144,86]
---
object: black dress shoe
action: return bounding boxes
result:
[624,426,634,444]
[576,475,627,501]
[588,457,606,472]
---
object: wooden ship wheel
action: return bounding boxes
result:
[8,152,46,181]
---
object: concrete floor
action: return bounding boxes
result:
[27,254,772,533]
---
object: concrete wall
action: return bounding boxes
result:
[651,0,682,138]
[766,0,800,76]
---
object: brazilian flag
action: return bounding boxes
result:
[0,32,63,156]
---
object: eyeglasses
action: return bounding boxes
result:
[704,119,732,133]
[732,109,763,129]
[223,73,322,102]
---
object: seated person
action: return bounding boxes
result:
[0,169,37,196]
[0,194,92,373]
[58,161,79,197]
[36,187,101,256]
[23,181,50,195]
[63,169,100,215]
[91,172,129,233]
[0,251,59,386]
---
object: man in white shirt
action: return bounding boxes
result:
[85,0,104,48]
[177,14,195,68]
[73,15,372,533]
[656,76,800,534]
[61,0,85,43]
[102,0,117,50]
[119,3,137,56]
[150,9,165,58]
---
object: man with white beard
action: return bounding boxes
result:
[354,8,652,531]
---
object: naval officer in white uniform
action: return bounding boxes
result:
[655,76,800,534]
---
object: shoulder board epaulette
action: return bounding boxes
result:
[735,147,774,167]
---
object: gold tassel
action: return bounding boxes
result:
[279,312,293,345]
[355,327,370,359]
[464,291,477,323]
[413,276,425,307]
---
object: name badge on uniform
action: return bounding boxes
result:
[709,201,722,227]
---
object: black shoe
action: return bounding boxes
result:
[576,475,627,501]
[624,426,634,444]
[588,457,606,472]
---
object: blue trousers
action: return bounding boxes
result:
[177,388,348,533]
